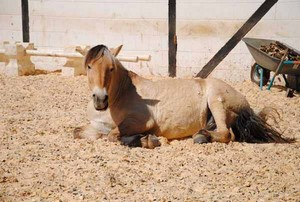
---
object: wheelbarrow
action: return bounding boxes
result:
[242,37,300,95]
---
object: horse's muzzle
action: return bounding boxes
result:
[93,94,108,111]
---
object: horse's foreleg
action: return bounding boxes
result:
[73,124,105,140]
[120,134,161,149]
[109,129,162,148]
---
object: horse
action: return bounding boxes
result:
[74,44,293,148]
[73,46,122,141]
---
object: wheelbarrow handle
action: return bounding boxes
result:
[283,61,300,65]
[267,49,289,90]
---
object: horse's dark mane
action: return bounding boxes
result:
[84,45,107,67]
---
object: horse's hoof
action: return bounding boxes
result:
[141,134,161,149]
[193,134,208,144]
[148,135,161,148]
[120,135,142,147]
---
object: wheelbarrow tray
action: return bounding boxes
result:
[242,37,300,75]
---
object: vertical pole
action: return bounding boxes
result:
[168,0,176,77]
[21,0,30,42]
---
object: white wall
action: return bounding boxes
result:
[0,0,22,41]
[0,0,300,80]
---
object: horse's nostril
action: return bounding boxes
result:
[104,95,108,102]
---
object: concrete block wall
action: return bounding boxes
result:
[1,0,299,80]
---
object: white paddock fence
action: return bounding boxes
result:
[0,41,151,76]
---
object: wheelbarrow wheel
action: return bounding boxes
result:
[250,63,270,86]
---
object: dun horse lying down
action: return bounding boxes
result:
[74,45,293,148]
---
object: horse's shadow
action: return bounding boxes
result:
[118,84,162,148]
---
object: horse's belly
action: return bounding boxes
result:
[154,106,204,140]
[159,124,200,140]
[140,78,207,140]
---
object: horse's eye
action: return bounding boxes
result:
[87,65,91,69]
[110,67,115,72]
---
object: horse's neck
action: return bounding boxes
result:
[108,62,136,107]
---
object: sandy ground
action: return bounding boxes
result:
[0,73,299,202]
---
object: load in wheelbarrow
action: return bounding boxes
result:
[242,37,300,96]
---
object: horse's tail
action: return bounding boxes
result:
[231,107,295,143]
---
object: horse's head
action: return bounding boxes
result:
[84,44,123,110]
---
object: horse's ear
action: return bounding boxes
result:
[110,45,123,57]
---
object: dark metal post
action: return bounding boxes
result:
[196,0,278,78]
[168,0,176,77]
[21,0,30,42]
